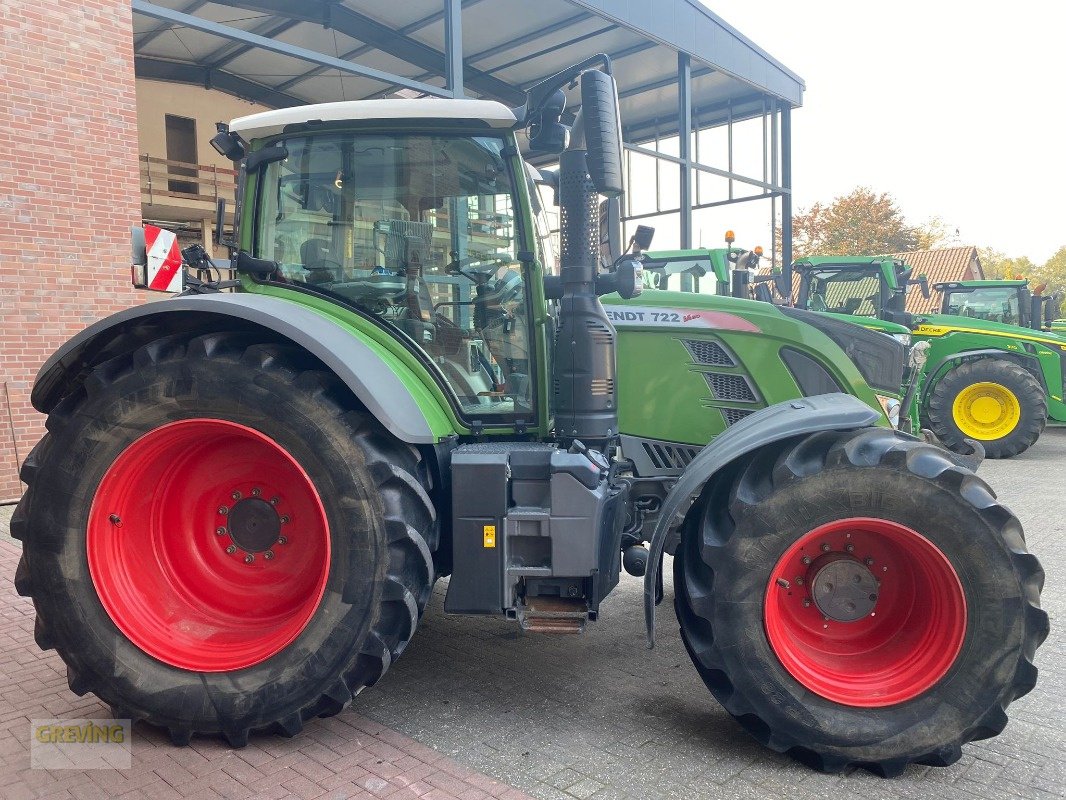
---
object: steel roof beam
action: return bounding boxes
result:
[131,0,451,97]
[203,17,302,70]
[208,0,523,104]
[273,0,486,94]
[136,0,207,48]
[135,55,304,108]
[463,12,594,66]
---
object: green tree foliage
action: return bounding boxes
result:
[978,248,1038,281]
[787,187,945,259]
[1032,246,1066,295]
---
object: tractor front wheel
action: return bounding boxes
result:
[13,332,435,746]
[924,359,1046,458]
[674,427,1047,775]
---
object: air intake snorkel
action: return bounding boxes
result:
[517,56,627,445]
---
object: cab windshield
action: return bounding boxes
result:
[254,132,533,418]
[806,267,882,316]
[943,287,1020,325]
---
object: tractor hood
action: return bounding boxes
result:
[915,314,1066,347]
[605,290,903,403]
[818,311,910,336]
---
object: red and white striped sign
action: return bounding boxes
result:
[143,224,183,292]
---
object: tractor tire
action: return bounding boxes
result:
[924,359,1047,458]
[13,331,436,746]
[673,427,1048,776]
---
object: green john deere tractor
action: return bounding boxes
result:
[12,56,1047,775]
[791,257,1066,457]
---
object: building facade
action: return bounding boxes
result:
[0,0,143,500]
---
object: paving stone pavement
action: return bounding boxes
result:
[1,428,1064,799]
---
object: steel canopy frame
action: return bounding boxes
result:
[130,0,802,267]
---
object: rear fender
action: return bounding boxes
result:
[32,293,450,444]
[642,393,882,646]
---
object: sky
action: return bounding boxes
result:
[699,1,1066,263]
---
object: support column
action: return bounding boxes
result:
[780,105,793,287]
[444,0,464,97]
[677,52,693,291]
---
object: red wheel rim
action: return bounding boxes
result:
[87,419,330,672]
[764,518,966,707]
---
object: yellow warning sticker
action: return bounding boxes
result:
[483,525,496,548]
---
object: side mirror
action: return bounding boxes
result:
[596,257,643,299]
[580,69,624,197]
[528,89,569,153]
[917,274,930,299]
[1046,294,1062,326]
[213,198,236,249]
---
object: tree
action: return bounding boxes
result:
[1032,246,1066,296]
[915,216,951,250]
[977,248,1037,281]
[786,187,933,259]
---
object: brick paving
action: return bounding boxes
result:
[1,428,1064,799]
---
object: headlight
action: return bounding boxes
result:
[876,394,902,428]
[892,333,911,346]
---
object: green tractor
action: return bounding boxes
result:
[791,257,1066,457]
[12,56,1047,775]
[629,241,912,430]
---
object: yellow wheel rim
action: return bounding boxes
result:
[952,382,1021,440]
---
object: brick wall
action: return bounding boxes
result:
[0,0,143,500]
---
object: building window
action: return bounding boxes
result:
[165,114,198,195]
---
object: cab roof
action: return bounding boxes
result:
[944,280,1028,289]
[229,98,518,141]
[794,256,904,268]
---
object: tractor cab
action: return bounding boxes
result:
[635,232,765,298]
[226,104,539,423]
[793,256,928,329]
[937,279,1063,333]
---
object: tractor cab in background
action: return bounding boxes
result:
[937,279,1063,334]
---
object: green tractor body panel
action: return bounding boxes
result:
[240,283,465,439]
[910,315,1066,422]
[603,291,890,444]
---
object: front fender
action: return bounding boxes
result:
[32,293,452,444]
[643,393,881,646]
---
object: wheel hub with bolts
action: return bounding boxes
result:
[216,487,290,564]
[810,556,879,622]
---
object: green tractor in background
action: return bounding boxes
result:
[629,239,913,430]
[12,55,1047,776]
[792,257,1066,458]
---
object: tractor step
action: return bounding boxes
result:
[517,597,589,634]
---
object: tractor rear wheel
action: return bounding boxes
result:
[924,359,1046,458]
[674,427,1047,775]
[13,331,435,746]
